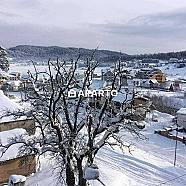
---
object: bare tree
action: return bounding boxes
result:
[0,52,144,186]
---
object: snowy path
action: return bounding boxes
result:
[90,111,186,186]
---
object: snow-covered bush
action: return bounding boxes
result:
[0,46,9,72]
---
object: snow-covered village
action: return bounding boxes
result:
[1,1,186,186]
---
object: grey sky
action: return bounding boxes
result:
[1,0,186,54]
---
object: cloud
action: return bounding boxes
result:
[84,8,186,54]
[1,0,39,8]
[0,21,102,50]
[0,11,21,18]
[92,9,186,39]
[1,1,186,53]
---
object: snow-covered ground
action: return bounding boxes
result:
[138,88,186,110]
[25,111,186,186]
[160,64,186,82]
[1,63,186,185]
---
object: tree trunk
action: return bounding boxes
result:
[77,158,87,186]
[66,159,75,186]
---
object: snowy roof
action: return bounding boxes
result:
[134,95,149,101]
[9,175,26,183]
[0,90,20,112]
[9,72,19,75]
[7,74,17,78]
[177,108,186,115]
[0,128,27,161]
[149,79,158,84]
[0,90,21,122]
[6,80,22,86]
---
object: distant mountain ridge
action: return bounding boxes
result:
[8,45,128,62]
[8,45,186,62]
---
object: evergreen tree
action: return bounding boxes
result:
[0,46,9,72]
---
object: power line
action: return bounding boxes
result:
[156,173,186,186]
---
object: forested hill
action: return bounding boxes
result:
[8,45,128,62]
[132,51,186,60]
[8,45,186,62]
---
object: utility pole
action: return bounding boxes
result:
[174,118,178,166]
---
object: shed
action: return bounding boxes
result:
[177,108,186,129]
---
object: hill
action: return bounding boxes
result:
[8,45,128,63]
[8,45,186,62]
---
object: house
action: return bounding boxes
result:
[131,95,152,121]
[9,72,21,81]
[119,70,131,87]
[132,78,141,87]
[0,119,35,135]
[142,59,159,63]
[0,91,36,184]
[132,96,151,108]
[149,72,166,83]
[101,69,114,82]
[1,80,22,92]
[0,154,35,184]
[173,80,181,91]
[93,73,101,78]
[135,69,151,79]
[177,108,186,129]
[0,129,36,184]
[149,79,159,88]
[8,74,19,81]
[135,68,166,88]
[119,75,128,86]
[169,58,179,63]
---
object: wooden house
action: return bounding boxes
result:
[149,72,166,83]
[0,91,36,184]
[0,154,36,184]
[0,119,35,135]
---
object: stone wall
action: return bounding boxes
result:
[0,119,35,135]
[0,154,36,184]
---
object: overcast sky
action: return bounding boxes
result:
[1,0,186,54]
